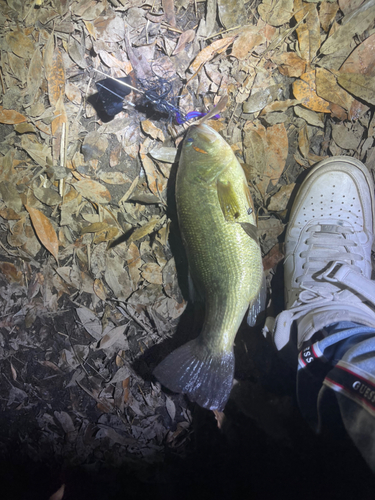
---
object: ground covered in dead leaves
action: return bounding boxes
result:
[1,0,375,498]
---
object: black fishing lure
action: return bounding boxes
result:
[95,76,133,116]
[95,70,221,123]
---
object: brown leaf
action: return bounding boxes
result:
[127,242,142,290]
[298,124,310,158]
[27,47,43,105]
[258,0,294,27]
[0,262,23,283]
[320,4,375,55]
[319,0,339,32]
[264,123,288,187]
[98,171,131,185]
[139,149,162,197]
[141,120,165,141]
[231,25,266,60]
[99,325,127,350]
[25,205,59,263]
[74,179,112,204]
[128,216,161,243]
[162,0,176,27]
[189,37,236,74]
[340,33,375,76]
[0,106,27,124]
[272,52,306,78]
[262,243,284,271]
[261,99,300,114]
[142,262,163,285]
[294,0,320,66]
[218,0,247,29]
[0,207,21,220]
[337,73,375,106]
[173,29,195,55]
[315,67,354,112]
[93,278,107,301]
[5,30,35,58]
[293,71,331,113]
[47,47,65,108]
[268,184,295,212]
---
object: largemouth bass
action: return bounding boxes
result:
[153,123,263,411]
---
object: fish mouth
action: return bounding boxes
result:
[188,123,220,145]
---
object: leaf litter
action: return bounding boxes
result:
[1,0,375,497]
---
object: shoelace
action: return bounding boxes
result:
[270,222,375,349]
[296,223,363,286]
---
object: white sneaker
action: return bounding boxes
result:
[273,156,375,351]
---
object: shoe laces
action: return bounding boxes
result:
[296,223,364,289]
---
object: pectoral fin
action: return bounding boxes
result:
[239,222,259,243]
[217,179,242,221]
[217,179,259,244]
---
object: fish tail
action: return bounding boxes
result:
[153,339,234,411]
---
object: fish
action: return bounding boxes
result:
[153,123,263,411]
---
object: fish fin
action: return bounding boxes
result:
[153,339,234,411]
[217,179,242,222]
[247,273,267,327]
[239,222,259,243]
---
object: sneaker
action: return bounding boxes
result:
[273,156,375,351]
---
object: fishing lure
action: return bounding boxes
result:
[93,69,221,124]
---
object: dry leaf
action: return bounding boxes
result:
[258,0,294,27]
[268,183,295,212]
[99,324,127,349]
[0,106,27,124]
[261,98,300,114]
[315,67,354,112]
[218,0,247,29]
[98,171,132,185]
[264,123,288,187]
[298,124,310,158]
[231,25,266,61]
[262,243,284,271]
[74,179,112,204]
[27,48,43,105]
[141,120,165,141]
[162,0,176,27]
[128,216,161,243]
[272,52,306,78]
[47,47,65,108]
[142,262,163,285]
[189,37,236,74]
[340,33,375,76]
[293,71,331,113]
[294,0,320,65]
[93,278,107,301]
[320,4,375,55]
[127,242,142,290]
[319,0,339,32]
[25,205,59,263]
[140,151,162,197]
[337,73,375,106]
[0,262,23,283]
[173,29,195,55]
[5,30,35,58]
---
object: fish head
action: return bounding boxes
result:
[179,123,234,184]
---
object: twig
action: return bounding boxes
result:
[92,68,143,94]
